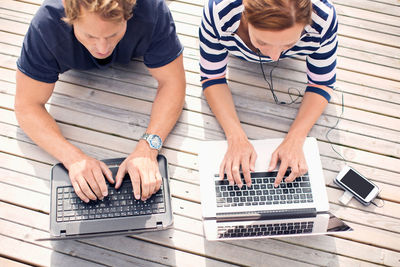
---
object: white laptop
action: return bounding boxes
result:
[199,137,352,240]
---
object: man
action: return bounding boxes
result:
[15,0,186,203]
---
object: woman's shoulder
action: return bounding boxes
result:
[206,0,242,16]
[310,0,337,36]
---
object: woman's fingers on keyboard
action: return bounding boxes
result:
[286,165,300,183]
[275,162,289,187]
[241,159,250,188]
[232,159,242,186]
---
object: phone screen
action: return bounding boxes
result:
[341,169,374,198]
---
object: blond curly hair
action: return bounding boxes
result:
[63,0,136,24]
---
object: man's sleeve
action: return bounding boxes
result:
[17,24,60,83]
[143,1,183,68]
[199,0,228,91]
[305,5,338,102]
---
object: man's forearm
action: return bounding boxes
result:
[15,104,84,167]
[144,83,185,142]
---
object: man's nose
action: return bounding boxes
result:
[96,39,109,54]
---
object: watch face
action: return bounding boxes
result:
[149,135,162,149]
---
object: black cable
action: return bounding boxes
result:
[256,49,301,105]
[325,89,347,163]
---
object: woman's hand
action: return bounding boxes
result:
[268,136,308,187]
[219,136,257,188]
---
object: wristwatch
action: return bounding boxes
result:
[140,133,163,150]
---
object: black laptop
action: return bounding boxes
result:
[45,155,173,240]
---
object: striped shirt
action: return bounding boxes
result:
[199,0,338,101]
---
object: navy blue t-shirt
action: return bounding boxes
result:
[17,0,183,83]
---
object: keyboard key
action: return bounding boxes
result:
[300,182,311,187]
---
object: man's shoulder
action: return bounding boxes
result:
[30,0,71,43]
[132,0,169,23]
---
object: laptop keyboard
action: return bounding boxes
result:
[217,221,314,238]
[215,171,313,207]
[56,180,165,222]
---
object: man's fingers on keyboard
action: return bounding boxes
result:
[100,161,114,184]
[72,181,89,203]
[86,173,103,200]
[92,167,108,198]
[77,175,97,201]
[115,163,127,189]
[129,168,141,200]
[147,170,157,199]
[155,172,162,192]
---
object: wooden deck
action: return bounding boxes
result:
[1,0,399,266]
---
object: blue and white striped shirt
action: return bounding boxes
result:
[199,0,338,101]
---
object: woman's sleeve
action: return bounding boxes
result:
[305,5,338,102]
[199,0,229,91]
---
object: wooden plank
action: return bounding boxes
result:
[332,0,400,16]
[339,35,400,60]
[0,257,31,267]
[0,234,105,267]
[335,2,400,27]
[0,220,166,267]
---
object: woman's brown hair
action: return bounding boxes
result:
[63,0,136,24]
[243,0,313,30]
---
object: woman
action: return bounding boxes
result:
[199,0,337,187]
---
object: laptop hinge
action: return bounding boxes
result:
[156,221,163,230]
[216,208,317,222]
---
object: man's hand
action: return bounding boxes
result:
[65,154,114,203]
[268,136,308,187]
[115,140,162,201]
[219,136,257,188]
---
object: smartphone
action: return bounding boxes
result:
[334,165,379,205]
